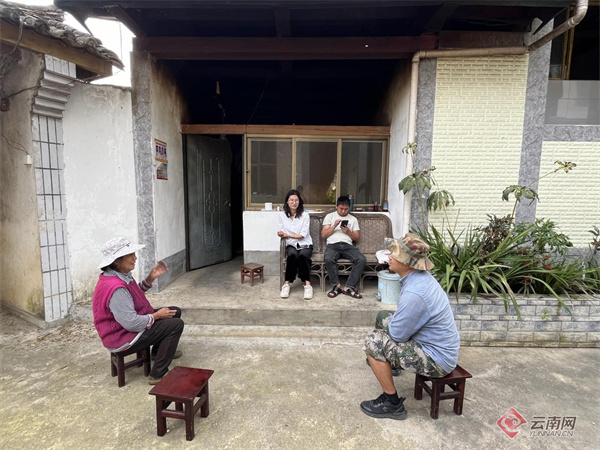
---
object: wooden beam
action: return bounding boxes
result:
[274,7,291,37]
[181,65,388,79]
[136,35,437,60]
[106,6,146,37]
[425,4,459,33]
[181,124,390,136]
[0,20,113,77]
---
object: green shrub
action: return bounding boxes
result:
[421,223,600,317]
[399,145,597,317]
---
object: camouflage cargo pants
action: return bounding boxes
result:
[363,310,448,378]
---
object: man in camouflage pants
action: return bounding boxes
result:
[361,234,460,420]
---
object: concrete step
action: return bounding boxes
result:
[72,303,388,328]
[182,325,372,345]
[73,257,396,330]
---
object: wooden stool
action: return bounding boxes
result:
[149,366,214,441]
[110,346,151,387]
[240,262,264,286]
[414,364,472,419]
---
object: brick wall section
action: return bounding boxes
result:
[536,142,600,247]
[451,295,600,347]
[429,56,529,230]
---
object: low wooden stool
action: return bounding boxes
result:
[149,366,214,441]
[414,364,472,419]
[110,346,151,387]
[240,262,264,286]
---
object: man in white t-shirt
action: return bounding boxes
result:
[321,196,366,299]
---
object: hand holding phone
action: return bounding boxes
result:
[340,219,349,228]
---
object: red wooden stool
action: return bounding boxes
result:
[240,263,264,286]
[110,346,151,387]
[149,366,214,441]
[414,364,472,419]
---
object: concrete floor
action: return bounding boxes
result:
[71,256,397,329]
[145,256,392,311]
[1,309,599,450]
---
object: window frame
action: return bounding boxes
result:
[245,134,389,210]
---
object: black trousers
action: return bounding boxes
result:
[285,245,313,283]
[128,306,183,378]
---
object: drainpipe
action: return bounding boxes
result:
[402,0,588,235]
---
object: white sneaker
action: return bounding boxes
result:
[280,284,290,298]
[303,285,313,300]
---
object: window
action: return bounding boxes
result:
[249,139,292,204]
[340,141,384,205]
[296,141,338,204]
[246,136,388,209]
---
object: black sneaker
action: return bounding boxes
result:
[365,358,403,376]
[360,394,408,420]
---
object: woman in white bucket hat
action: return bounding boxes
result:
[92,237,184,385]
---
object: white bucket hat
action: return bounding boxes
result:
[98,237,145,269]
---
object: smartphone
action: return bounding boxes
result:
[340,220,349,227]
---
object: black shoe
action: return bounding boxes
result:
[365,358,403,377]
[360,394,408,420]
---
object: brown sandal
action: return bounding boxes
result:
[327,286,343,298]
[343,288,363,299]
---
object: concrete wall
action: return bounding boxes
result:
[62,83,138,302]
[380,61,411,237]
[429,56,529,231]
[150,60,187,263]
[243,211,281,275]
[0,49,45,319]
[536,141,600,247]
[131,51,188,290]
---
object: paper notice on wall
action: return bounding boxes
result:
[157,163,168,180]
[155,139,168,180]
[155,139,167,163]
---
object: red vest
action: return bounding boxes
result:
[92,273,154,349]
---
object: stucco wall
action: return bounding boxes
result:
[0,49,45,317]
[150,61,187,261]
[62,83,138,302]
[381,61,411,237]
[429,56,529,231]
[536,141,600,247]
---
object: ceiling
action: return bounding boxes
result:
[55,1,572,125]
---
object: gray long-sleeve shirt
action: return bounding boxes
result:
[104,268,155,352]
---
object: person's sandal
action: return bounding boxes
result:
[343,288,363,299]
[327,286,343,298]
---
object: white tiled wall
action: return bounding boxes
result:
[537,142,600,247]
[32,114,72,321]
[429,56,528,231]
